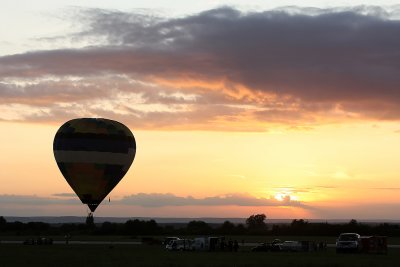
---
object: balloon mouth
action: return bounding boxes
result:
[81,193,101,212]
[87,203,99,212]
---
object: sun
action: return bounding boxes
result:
[274,193,286,201]
[274,192,299,202]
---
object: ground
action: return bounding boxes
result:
[0,243,398,267]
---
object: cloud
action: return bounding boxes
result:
[0,193,307,208]
[0,192,309,214]
[1,6,400,129]
[368,187,400,190]
[52,193,77,197]
[312,202,400,220]
[1,193,399,219]
[0,194,79,205]
[119,193,308,208]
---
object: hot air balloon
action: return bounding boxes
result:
[53,118,136,212]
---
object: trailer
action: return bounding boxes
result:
[360,236,388,254]
[192,236,225,251]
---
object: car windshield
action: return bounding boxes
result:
[339,234,358,241]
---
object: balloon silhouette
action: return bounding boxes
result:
[53,118,136,212]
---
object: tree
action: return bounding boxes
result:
[219,220,235,235]
[349,219,358,226]
[99,221,117,235]
[123,219,162,235]
[246,214,267,233]
[235,223,246,235]
[0,216,6,231]
[124,219,140,235]
[186,220,212,235]
[290,219,309,235]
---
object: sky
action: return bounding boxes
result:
[1,0,400,220]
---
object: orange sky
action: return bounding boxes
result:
[1,121,399,219]
[1,6,400,219]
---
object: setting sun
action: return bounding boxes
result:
[274,192,299,202]
[274,193,287,202]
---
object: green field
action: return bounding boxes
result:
[0,244,398,267]
[2,235,400,245]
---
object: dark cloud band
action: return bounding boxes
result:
[119,193,307,208]
[1,6,400,128]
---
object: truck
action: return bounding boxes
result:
[192,237,224,251]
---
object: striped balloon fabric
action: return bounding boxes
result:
[53,118,136,212]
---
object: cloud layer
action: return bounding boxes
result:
[0,193,304,208]
[1,6,400,129]
[119,193,306,208]
[0,194,79,205]
[1,193,399,219]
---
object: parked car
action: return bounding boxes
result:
[36,237,53,245]
[23,238,36,245]
[163,237,180,246]
[270,239,283,251]
[23,237,53,245]
[251,242,270,252]
[279,241,302,252]
[336,233,361,253]
[166,239,193,251]
[251,239,282,252]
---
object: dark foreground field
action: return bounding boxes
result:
[0,244,398,267]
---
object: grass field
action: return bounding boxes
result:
[2,235,400,244]
[0,244,398,267]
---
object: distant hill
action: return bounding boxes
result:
[4,216,400,225]
[4,216,246,224]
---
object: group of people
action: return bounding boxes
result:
[219,239,240,252]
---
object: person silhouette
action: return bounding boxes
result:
[233,240,239,252]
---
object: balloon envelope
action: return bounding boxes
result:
[53,118,136,212]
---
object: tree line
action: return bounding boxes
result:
[0,214,399,237]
